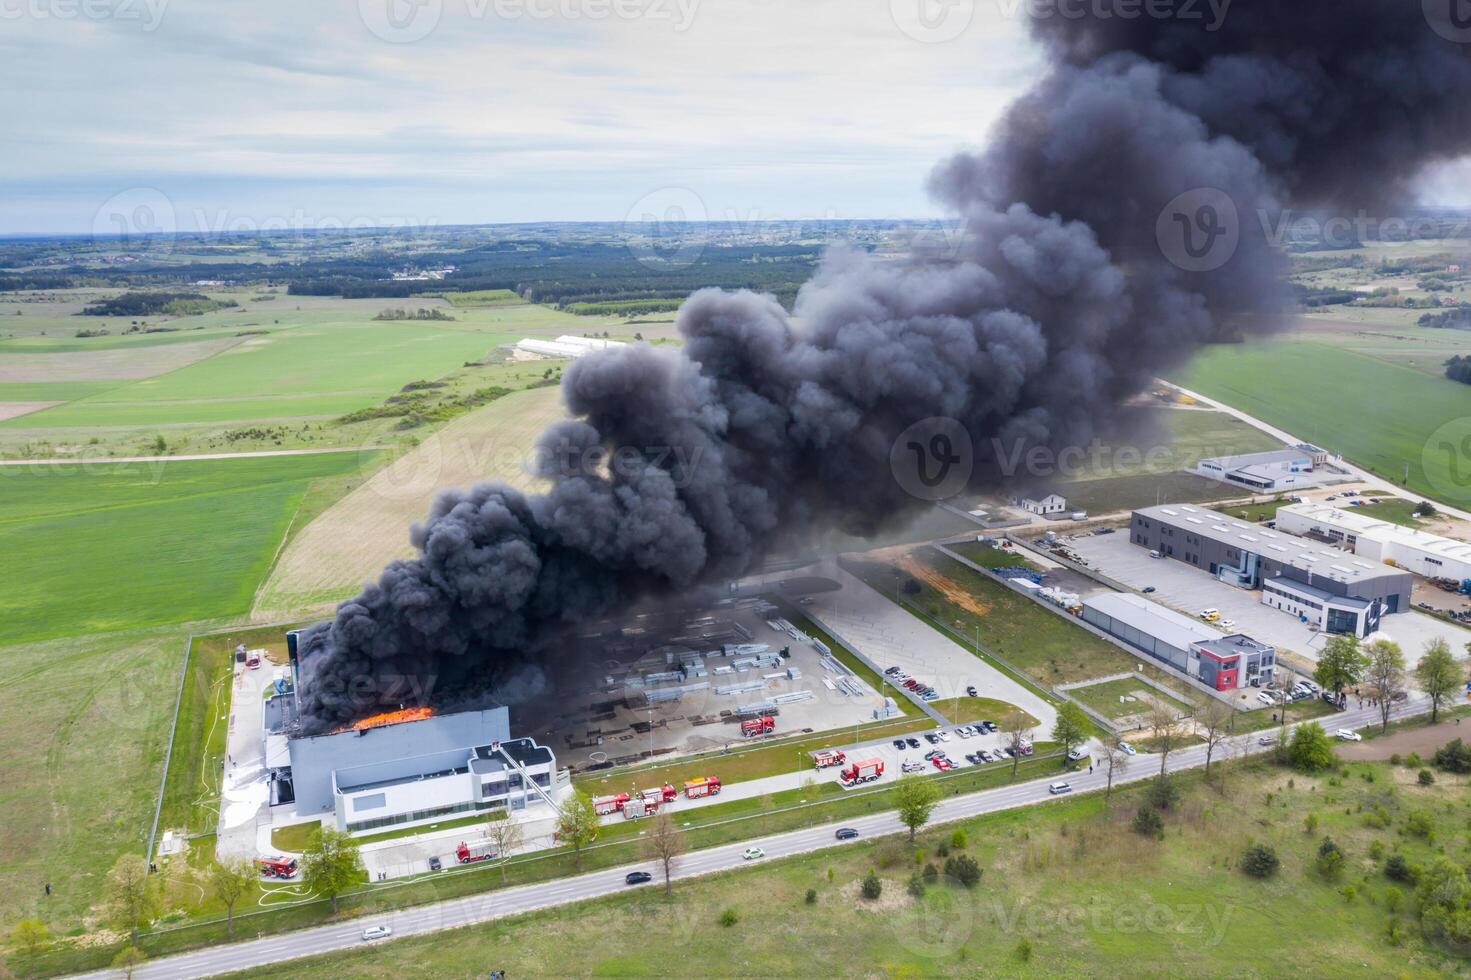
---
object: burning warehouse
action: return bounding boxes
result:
[263,631,562,834]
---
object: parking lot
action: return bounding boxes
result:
[1063,531,1471,668]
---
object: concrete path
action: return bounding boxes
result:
[0,446,386,466]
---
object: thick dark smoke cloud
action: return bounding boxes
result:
[295,2,1471,732]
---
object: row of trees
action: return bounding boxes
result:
[1315,634,1467,727]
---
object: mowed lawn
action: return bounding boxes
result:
[1170,339,1471,508]
[2,319,513,428]
[0,452,369,643]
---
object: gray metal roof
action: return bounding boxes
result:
[1081,591,1220,650]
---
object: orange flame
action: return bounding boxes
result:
[343,706,434,732]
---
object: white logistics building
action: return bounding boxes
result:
[1275,502,1471,582]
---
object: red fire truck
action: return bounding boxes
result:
[256,855,298,879]
[455,840,497,864]
[811,749,846,769]
[593,793,630,816]
[740,715,776,738]
[683,775,722,799]
[839,757,885,786]
[640,785,677,805]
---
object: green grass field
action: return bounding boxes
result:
[0,452,371,642]
[1171,338,1471,508]
[1068,677,1193,720]
[213,758,1471,979]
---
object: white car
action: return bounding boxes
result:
[901,761,926,773]
[1117,740,1136,756]
[1335,729,1362,742]
[361,925,393,941]
[936,730,951,742]
[742,847,765,860]
[1256,692,1275,706]
[1048,781,1072,795]
[1219,620,1237,630]
[1199,608,1219,620]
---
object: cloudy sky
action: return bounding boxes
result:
[6,0,1468,235]
[0,0,1050,234]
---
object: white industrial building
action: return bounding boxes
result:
[1275,502,1471,582]
[1194,444,1330,491]
[513,335,627,359]
[1080,592,1276,689]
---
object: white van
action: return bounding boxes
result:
[1048,782,1072,795]
[1148,550,1162,559]
[362,925,393,942]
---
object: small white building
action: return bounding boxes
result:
[1194,446,1324,491]
[1018,493,1067,516]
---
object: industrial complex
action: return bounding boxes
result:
[1080,592,1277,690]
[1129,504,1410,637]
[1193,444,1332,491]
[1275,501,1471,582]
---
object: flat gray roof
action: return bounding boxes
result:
[1135,504,1403,588]
[1082,591,1221,651]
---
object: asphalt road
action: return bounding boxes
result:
[76,700,1419,979]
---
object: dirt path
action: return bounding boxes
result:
[1335,717,1471,761]
[871,544,995,618]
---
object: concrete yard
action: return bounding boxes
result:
[1061,529,1471,667]
[786,558,1059,736]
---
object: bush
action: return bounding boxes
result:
[937,842,950,858]
[804,888,817,905]
[1304,813,1319,835]
[1340,884,1357,903]
[1241,844,1281,879]
[1433,738,1471,774]
[1418,768,1436,786]
[1147,776,1180,810]
[1132,805,1165,838]
[944,854,983,888]
[1405,752,1422,769]
[1317,838,1345,881]
[719,908,739,927]
[861,871,882,901]
[1385,854,1418,884]
[1016,938,1033,963]
[1289,723,1335,774]
[923,864,939,883]
[906,874,926,898]
[951,828,968,850]
[1384,885,1404,914]
[1370,839,1386,861]
[1405,810,1435,840]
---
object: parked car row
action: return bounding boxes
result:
[884,666,986,703]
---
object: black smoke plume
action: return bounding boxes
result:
[295,2,1471,732]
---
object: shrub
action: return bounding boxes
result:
[923,864,939,883]
[1241,844,1280,879]
[1147,776,1180,810]
[1317,838,1345,881]
[915,849,924,866]
[1390,753,1402,766]
[1132,805,1165,839]
[1289,723,1335,774]
[1405,810,1435,840]
[1418,769,1435,786]
[951,828,968,850]
[719,908,739,927]
[1370,840,1386,861]
[906,874,926,898]
[944,855,983,888]
[1384,885,1404,914]
[1433,738,1471,774]
[937,842,950,858]
[1016,938,1033,963]
[804,888,817,905]
[861,871,882,900]
[1385,855,1418,884]
[1406,751,1422,769]
[1304,813,1319,835]
[1340,884,1357,903]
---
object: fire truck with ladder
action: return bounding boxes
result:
[740,715,776,738]
[623,783,678,819]
[593,792,631,816]
[839,757,885,786]
[256,855,298,879]
[811,749,846,769]
[683,775,722,799]
[455,840,498,864]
